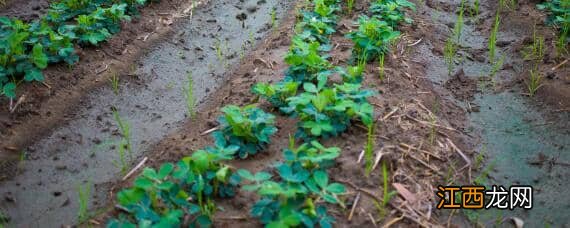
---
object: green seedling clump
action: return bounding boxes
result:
[108,150,241,227]
[285,37,333,83]
[346,15,400,62]
[253,80,301,109]
[213,105,278,159]
[0,0,152,99]
[370,0,416,28]
[239,141,345,228]
[281,77,375,139]
[488,11,500,62]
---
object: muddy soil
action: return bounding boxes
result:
[0,0,50,21]
[0,0,292,226]
[100,0,475,227]
[0,0,568,227]
[411,0,570,226]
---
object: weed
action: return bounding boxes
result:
[490,55,505,82]
[249,30,255,46]
[347,0,354,15]
[364,123,375,176]
[0,208,7,226]
[522,28,545,61]
[214,39,224,62]
[112,141,129,175]
[78,182,91,223]
[184,73,196,118]
[444,37,457,75]
[378,54,385,81]
[270,8,277,28]
[472,0,480,16]
[453,0,466,42]
[109,73,119,95]
[527,65,543,97]
[489,11,500,62]
[499,0,516,10]
[382,161,396,206]
[112,109,132,155]
[556,29,569,57]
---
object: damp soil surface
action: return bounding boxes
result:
[0,0,568,227]
[0,0,292,226]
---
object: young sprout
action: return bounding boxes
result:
[365,123,375,176]
[347,0,355,15]
[184,73,196,118]
[522,28,545,62]
[110,72,119,95]
[270,8,277,29]
[444,37,457,75]
[378,54,385,81]
[77,182,91,223]
[527,65,543,97]
[112,109,132,156]
[112,140,129,175]
[488,11,500,62]
[472,0,480,16]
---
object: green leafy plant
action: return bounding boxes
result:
[213,105,278,159]
[282,77,375,138]
[239,141,345,228]
[285,36,333,83]
[370,0,416,28]
[337,65,364,84]
[108,150,241,227]
[537,0,569,56]
[346,15,400,62]
[253,80,300,109]
[60,4,131,45]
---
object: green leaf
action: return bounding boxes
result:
[24,69,44,82]
[215,166,230,182]
[303,83,317,93]
[31,44,48,68]
[2,83,16,98]
[134,178,153,190]
[313,170,328,189]
[325,183,346,194]
[158,163,174,179]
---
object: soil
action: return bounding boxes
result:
[0,0,568,227]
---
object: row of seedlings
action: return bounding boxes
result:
[242,0,375,227]
[108,105,278,226]
[0,0,158,99]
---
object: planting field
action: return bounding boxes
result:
[0,0,568,227]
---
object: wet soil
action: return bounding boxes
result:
[0,0,568,227]
[101,1,475,227]
[411,0,570,226]
[0,0,292,226]
[0,0,50,21]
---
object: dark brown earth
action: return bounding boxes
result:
[0,0,568,226]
